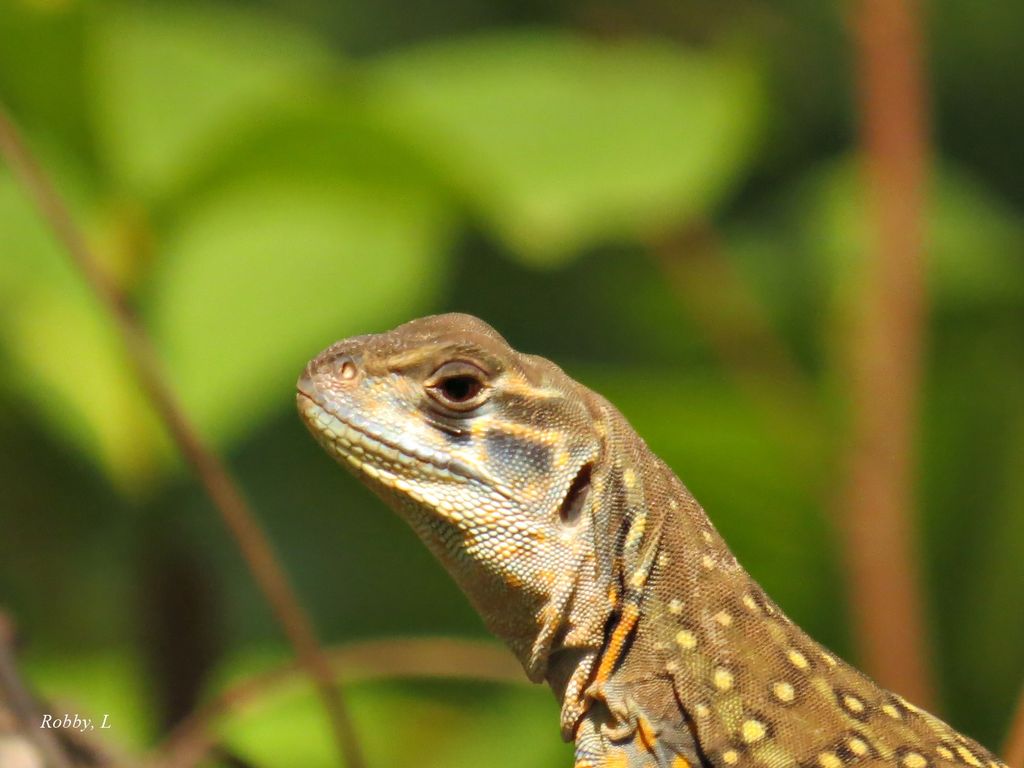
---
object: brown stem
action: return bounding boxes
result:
[0,104,364,767]
[1005,678,1024,768]
[841,0,936,708]
[153,638,523,768]
[0,612,75,768]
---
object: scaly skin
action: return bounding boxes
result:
[297,313,1006,768]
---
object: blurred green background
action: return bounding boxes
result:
[1,0,1022,766]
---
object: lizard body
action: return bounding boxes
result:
[297,313,1006,768]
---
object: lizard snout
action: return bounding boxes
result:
[299,350,362,395]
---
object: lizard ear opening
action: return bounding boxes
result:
[559,463,592,527]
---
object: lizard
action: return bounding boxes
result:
[296,312,1008,768]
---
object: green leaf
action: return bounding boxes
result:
[2,41,455,486]
[4,283,168,486]
[89,2,334,199]
[369,33,764,264]
[159,91,455,218]
[802,159,1024,308]
[0,162,167,487]
[150,178,451,447]
[724,157,1024,369]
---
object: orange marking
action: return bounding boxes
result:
[594,603,640,685]
[607,584,620,605]
[635,715,658,752]
[671,758,691,768]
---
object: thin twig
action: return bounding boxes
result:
[0,104,364,767]
[154,638,523,768]
[841,0,936,708]
[1005,678,1024,768]
[0,611,75,768]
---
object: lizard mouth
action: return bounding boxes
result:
[296,389,513,499]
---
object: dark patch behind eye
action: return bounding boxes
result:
[485,430,552,475]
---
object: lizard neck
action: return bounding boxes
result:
[557,407,1005,768]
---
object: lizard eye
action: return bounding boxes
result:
[426,361,489,411]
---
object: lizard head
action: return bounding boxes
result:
[297,313,605,677]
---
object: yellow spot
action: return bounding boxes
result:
[903,753,927,768]
[672,758,691,768]
[630,570,647,589]
[742,594,758,611]
[668,599,684,615]
[772,681,795,702]
[676,630,697,650]
[723,750,739,765]
[741,720,766,743]
[849,739,869,756]
[821,651,838,668]
[695,703,710,718]
[936,747,954,760]
[882,704,901,719]
[714,611,733,627]
[787,649,809,669]
[713,667,734,691]
[623,468,637,488]
[818,752,843,768]
[702,530,713,543]
[701,555,715,570]
[843,695,865,713]
[625,514,646,548]
[669,498,678,510]
[666,660,679,673]
[956,747,982,767]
